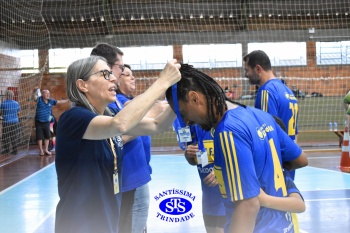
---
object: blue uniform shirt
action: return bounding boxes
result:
[173,119,225,216]
[255,79,298,141]
[108,96,152,192]
[117,94,152,174]
[213,106,302,233]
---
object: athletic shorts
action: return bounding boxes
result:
[35,121,51,140]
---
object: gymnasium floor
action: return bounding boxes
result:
[0,146,349,233]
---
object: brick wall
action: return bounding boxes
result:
[1,41,348,119]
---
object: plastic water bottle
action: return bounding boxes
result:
[333,122,338,131]
[329,122,333,131]
[37,88,41,97]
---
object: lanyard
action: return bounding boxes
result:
[108,137,120,194]
[108,138,118,173]
[172,84,186,127]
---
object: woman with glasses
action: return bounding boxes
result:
[54,55,181,233]
[91,43,176,233]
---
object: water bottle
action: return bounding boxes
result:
[333,122,338,131]
[37,88,41,97]
[329,122,333,131]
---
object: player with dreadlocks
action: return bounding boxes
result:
[166,64,308,233]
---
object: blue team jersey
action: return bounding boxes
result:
[195,126,226,216]
[255,79,298,141]
[117,94,152,174]
[108,96,152,192]
[284,170,303,200]
[213,106,302,233]
[173,119,225,216]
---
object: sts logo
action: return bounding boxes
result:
[159,198,192,215]
[154,188,196,223]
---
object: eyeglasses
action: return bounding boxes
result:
[110,63,125,72]
[90,69,114,80]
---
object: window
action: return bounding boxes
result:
[20,50,39,73]
[183,44,242,68]
[316,41,350,65]
[49,48,92,72]
[121,46,173,70]
[248,42,307,66]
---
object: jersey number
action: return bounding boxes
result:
[269,138,287,196]
[288,102,298,136]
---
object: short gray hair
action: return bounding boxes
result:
[66,55,112,115]
[5,90,14,99]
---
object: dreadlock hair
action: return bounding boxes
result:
[165,64,227,127]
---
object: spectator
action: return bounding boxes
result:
[224,87,235,100]
[243,50,299,180]
[33,89,68,156]
[165,64,307,233]
[0,90,20,155]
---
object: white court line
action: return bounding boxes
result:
[0,163,55,195]
[305,165,350,175]
[300,187,350,192]
[307,156,340,159]
[305,197,350,202]
[30,208,56,233]
[300,229,309,233]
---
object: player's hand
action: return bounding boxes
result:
[203,171,218,187]
[158,59,181,87]
[184,144,198,159]
[146,100,168,118]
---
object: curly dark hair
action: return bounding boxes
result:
[165,64,227,127]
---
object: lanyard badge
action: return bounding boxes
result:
[172,84,193,143]
[108,138,119,194]
[177,126,192,142]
